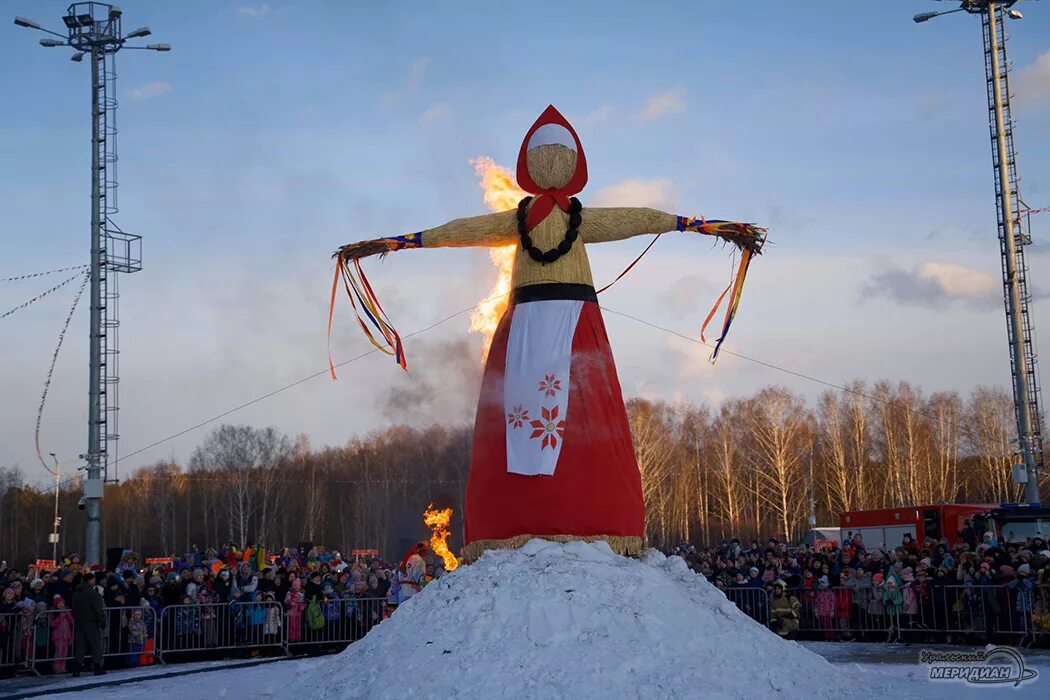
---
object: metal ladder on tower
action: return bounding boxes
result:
[982,7,1046,478]
[93,48,123,484]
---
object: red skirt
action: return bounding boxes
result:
[464,285,644,553]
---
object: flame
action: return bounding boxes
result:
[423,504,459,572]
[468,157,526,361]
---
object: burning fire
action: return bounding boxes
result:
[469,157,526,361]
[423,503,459,572]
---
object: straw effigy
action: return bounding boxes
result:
[331,106,766,562]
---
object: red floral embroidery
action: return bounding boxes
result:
[507,405,530,429]
[538,374,562,398]
[529,405,566,450]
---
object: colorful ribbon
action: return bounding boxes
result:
[328,252,406,378]
[700,247,755,362]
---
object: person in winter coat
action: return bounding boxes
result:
[71,572,106,676]
[1007,564,1036,644]
[770,581,800,639]
[213,569,233,601]
[386,572,401,613]
[27,579,48,604]
[285,577,305,643]
[304,571,324,603]
[245,592,267,646]
[263,592,282,647]
[143,585,163,618]
[814,576,836,640]
[32,601,50,672]
[954,580,982,633]
[195,586,218,649]
[0,587,19,675]
[232,564,258,600]
[901,569,919,629]
[868,573,886,629]
[397,543,428,605]
[834,571,854,641]
[49,595,74,673]
[174,595,199,650]
[184,569,206,602]
[882,577,904,642]
[125,607,148,668]
[321,581,341,640]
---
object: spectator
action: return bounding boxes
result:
[49,595,73,674]
[71,571,106,677]
[285,577,305,644]
[770,581,800,639]
[126,607,148,667]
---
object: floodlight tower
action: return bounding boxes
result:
[914,1,1044,505]
[14,3,170,565]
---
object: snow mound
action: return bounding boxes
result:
[291,540,891,699]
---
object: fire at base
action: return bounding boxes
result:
[423,504,459,572]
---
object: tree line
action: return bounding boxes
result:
[1,381,1044,565]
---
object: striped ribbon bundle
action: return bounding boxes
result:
[688,220,766,362]
[328,252,406,378]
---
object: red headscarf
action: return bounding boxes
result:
[399,542,428,575]
[516,105,588,231]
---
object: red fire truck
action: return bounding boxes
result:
[839,504,996,550]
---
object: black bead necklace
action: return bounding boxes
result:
[516,196,582,264]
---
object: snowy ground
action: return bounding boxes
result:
[6,643,1045,700]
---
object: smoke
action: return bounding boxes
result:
[380,337,483,424]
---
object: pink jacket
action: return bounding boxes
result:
[50,610,73,643]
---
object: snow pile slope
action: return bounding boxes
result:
[290,539,892,699]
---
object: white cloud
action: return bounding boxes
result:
[418,103,451,126]
[129,81,171,101]
[1014,50,1050,108]
[865,261,999,308]
[636,87,686,121]
[237,4,270,17]
[591,178,678,210]
[383,57,430,106]
[573,104,613,126]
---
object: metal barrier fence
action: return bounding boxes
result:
[285,597,385,651]
[724,584,1050,645]
[0,611,33,676]
[157,601,285,661]
[4,597,389,676]
[24,605,160,674]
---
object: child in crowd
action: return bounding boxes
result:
[126,607,148,667]
[49,595,73,673]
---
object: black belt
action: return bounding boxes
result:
[512,283,597,304]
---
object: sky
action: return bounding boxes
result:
[2,0,1050,487]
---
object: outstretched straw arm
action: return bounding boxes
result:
[335,211,518,259]
[581,208,766,255]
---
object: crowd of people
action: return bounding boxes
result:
[4,528,1049,677]
[0,541,444,676]
[669,523,1050,646]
